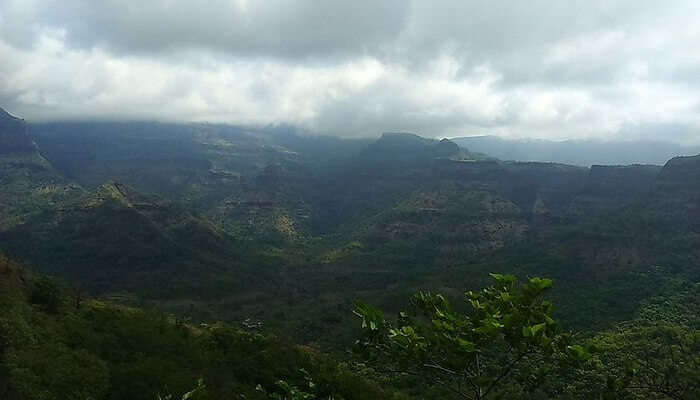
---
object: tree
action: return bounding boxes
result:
[7,344,110,400]
[354,274,588,399]
[577,323,700,400]
[28,276,61,314]
[158,378,208,400]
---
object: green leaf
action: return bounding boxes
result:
[531,323,546,336]
[567,345,591,361]
[457,338,476,352]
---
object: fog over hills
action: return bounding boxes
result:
[452,135,700,166]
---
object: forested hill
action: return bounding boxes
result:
[0,254,398,400]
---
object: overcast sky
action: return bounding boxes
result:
[1,1,700,143]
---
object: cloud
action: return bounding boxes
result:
[9,0,410,59]
[1,1,700,143]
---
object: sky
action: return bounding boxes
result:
[1,1,700,144]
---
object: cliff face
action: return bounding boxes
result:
[586,165,661,196]
[651,155,700,225]
[568,165,662,216]
[0,108,36,155]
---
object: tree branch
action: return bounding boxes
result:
[482,350,530,399]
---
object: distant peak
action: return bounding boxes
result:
[0,107,36,155]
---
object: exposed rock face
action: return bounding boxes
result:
[0,108,36,155]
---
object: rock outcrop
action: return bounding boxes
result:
[0,108,36,155]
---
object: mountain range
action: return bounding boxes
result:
[1,108,699,343]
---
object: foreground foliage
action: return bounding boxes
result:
[1,250,698,400]
[355,274,700,399]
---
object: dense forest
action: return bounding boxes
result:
[1,255,698,399]
[1,108,699,398]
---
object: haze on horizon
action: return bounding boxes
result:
[2,1,700,145]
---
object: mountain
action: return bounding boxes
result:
[451,135,700,166]
[0,119,271,297]
[357,132,468,166]
[0,180,262,296]
[0,114,84,231]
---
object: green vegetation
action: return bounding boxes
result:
[354,275,699,399]
[0,262,398,400]
[0,253,698,399]
[354,274,581,399]
[1,116,699,399]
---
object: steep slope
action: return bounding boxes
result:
[645,155,700,266]
[0,256,397,400]
[569,164,661,216]
[306,134,475,233]
[32,122,323,241]
[0,181,253,295]
[323,159,590,274]
[0,111,84,230]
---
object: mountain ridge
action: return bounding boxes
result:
[451,135,700,166]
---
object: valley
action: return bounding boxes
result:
[1,109,698,343]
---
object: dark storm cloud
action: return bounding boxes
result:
[1,1,700,143]
[20,0,410,59]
